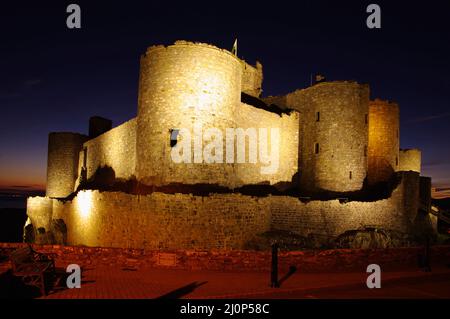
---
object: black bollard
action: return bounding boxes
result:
[271,242,279,288]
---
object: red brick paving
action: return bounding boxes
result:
[33,265,450,299]
[2,250,450,299]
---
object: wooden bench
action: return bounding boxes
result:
[10,245,55,296]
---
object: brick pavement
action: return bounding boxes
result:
[1,247,449,299]
[36,265,450,299]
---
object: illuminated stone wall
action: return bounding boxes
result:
[46,41,297,192]
[80,118,137,181]
[241,61,263,97]
[32,191,271,249]
[272,81,370,193]
[136,41,242,187]
[27,197,53,230]
[399,149,421,173]
[368,99,400,184]
[27,173,419,250]
[271,172,420,236]
[46,132,88,198]
[235,103,299,186]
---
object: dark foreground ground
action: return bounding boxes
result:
[0,208,26,243]
[1,252,450,299]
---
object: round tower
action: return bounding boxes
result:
[136,41,243,186]
[367,99,400,184]
[298,81,370,193]
[46,132,87,198]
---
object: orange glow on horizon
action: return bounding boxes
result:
[0,172,46,191]
[0,181,45,192]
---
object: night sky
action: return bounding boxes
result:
[1,1,449,197]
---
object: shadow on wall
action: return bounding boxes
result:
[24,219,67,245]
[74,165,301,197]
[412,211,438,243]
[72,165,401,203]
[241,92,293,116]
[245,228,422,250]
[297,172,402,202]
[74,166,138,198]
[334,228,417,249]
[245,230,336,250]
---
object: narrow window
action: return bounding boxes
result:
[83,147,87,168]
[365,114,368,124]
[316,111,320,122]
[81,147,88,182]
[364,145,367,157]
[315,143,320,154]
[170,129,179,147]
[349,171,352,180]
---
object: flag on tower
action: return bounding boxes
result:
[232,38,238,56]
[315,74,326,83]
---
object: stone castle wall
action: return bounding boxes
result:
[271,172,419,237]
[368,99,400,184]
[81,118,137,182]
[28,191,272,250]
[47,42,298,191]
[46,132,88,198]
[45,42,420,197]
[27,197,53,230]
[234,103,299,186]
[133,41,300,189]
[278,82,370,193]
[241,61,263,97]
[27,173,419,250]
[399,149,421,173]
[136,41,243,187]
[35,41,430,252]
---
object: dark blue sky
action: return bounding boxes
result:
[0,1,449,196]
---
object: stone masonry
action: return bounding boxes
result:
[27,41,434,250]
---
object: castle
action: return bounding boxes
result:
[25,41,437,249]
